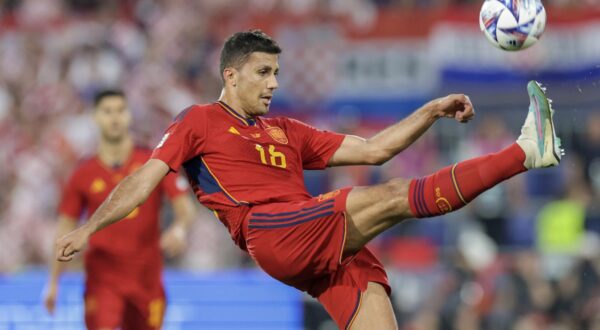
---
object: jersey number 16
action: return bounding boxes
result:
[255,144,286,169]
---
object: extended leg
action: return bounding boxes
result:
[343,81,562,254]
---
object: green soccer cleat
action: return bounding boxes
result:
[516,81,564,169]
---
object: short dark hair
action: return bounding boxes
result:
[94,89,125,107]
[219,30,282,82]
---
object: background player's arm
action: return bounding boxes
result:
[328,94,475,166]
[43,215,77,314]
[160,194,196,257]
[56,159,170,261]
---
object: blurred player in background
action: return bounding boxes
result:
[44,90,196,330]
[55,31,563,329]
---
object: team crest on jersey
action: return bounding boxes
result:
[90,178,106,193]
[266,127,288,144]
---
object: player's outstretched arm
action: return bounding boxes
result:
[55,159,171,262]
[43,216,77,314]
[328,94,474,166]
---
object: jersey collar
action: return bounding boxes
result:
[217,101,256,126]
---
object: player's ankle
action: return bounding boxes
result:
[515,140,534,169]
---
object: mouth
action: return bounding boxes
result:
[260,95,272,106]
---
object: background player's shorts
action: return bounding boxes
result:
[84,280,165,330]
[243,188,391,329]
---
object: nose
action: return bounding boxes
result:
[267,74,278,90]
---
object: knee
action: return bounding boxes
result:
[382,178,411,217]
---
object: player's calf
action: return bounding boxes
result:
[409,81,562,218]
[408,143,527,218]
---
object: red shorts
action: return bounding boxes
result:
[84,279,165,330]
[243,188,390,329]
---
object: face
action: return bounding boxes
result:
[229,52,279,116]
[94,96,131,143]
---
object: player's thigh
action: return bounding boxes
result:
[84,285,125,330]
[350,282,397,330]
[344,178,413,253]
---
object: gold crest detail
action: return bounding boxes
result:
[266,127,288,144]
[90,178,106,193]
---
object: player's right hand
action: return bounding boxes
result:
[42,282,58,314]
[56,227,90,262]
[433,94,475,123]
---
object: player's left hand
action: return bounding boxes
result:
[160,224,187,257]
[433,94,475,123]
[56,226,90,262]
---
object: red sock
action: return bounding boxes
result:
[409,143,527,218]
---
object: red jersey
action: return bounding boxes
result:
[151,102,345,248]
[59,147,187,281]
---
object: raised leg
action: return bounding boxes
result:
[343,81,562,254]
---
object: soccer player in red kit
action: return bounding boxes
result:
[44,90,196,330]
[55,31,563,329]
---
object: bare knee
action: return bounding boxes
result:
[343,178,414,253]
[381,178,412,218]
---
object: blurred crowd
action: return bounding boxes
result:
[1,1,600,329]
[374,0,600,7]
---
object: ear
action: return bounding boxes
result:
[223,67,237,87]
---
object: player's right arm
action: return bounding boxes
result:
[328,94,475,166]
[44,215,77,314]
[56,159,170,262]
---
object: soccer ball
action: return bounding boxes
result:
[479,0,547,51]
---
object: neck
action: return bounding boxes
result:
[97,136,133,168]
[219,89,250,118]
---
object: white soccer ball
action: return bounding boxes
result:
[479,0,547,51]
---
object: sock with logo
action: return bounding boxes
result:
[408,143,527,217]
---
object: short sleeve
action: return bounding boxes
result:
[160,171,190,200]
[58,170,84,220]
[151,106,205,172]
[285,118,345,170]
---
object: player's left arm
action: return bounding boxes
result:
[56,159,171,261]
[160,193,196,257]
[328,94,474,166]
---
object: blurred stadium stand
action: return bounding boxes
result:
[1,0,600,329]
